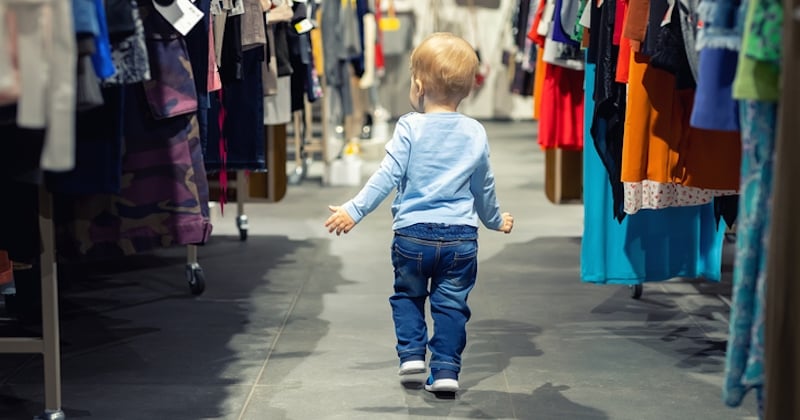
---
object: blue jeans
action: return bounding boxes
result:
[390,234,478,375]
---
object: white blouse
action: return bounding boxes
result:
[2,0,76,172]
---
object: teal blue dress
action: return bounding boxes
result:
[723,100,774,413]
[581,57,726,285]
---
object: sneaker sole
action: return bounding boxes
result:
[424,378,459,392]
[398,361,426,375]
[399,366,426,375]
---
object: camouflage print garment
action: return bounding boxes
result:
[141,3,199,120]
[55,4,211,260]
[56,86,212,260]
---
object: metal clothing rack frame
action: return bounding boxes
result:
[0,189,64,420]
[288,76,331,185]
[209,122,291,242]
[0,188,206,419]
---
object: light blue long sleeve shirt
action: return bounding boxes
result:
[342,112,504,231]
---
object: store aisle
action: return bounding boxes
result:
[0,121,757,419]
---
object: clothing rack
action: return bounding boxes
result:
[208,123,290,241]
[0,189,64,420]
[288,77,331,185]
[0,187,206,419]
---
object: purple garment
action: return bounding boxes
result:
[690,48,740,131]
[552,0,581,45]
[55,86,212,260]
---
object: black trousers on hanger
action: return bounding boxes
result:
[0,112,43,263]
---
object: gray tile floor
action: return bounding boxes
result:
[0,121,758,419]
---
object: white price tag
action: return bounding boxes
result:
[294,18,314,34]
[229,0,246,16]
[210,0,223,15]
[154,0,205,36]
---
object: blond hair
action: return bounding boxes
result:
[410,33,479,103]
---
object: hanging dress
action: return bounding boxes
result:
[581,35,726,285]
[620,52,741,214]
[723,0,782,410]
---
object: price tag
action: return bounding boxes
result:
[294,18,314,33]
[210,0,223,14]
[229,0,246,16]
[154,0,205,36]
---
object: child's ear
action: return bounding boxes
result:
[413,78,424,96]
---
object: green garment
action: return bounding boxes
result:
[744,0,782,64]
[732,0,780,101]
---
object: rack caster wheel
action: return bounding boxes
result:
[630,284,643,300]
[35,410,65,420]
[236,215,249,242]
[186,263,206,295]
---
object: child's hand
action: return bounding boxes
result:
[325,205,356,236]
[498,212,513,234]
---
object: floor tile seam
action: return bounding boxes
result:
[0,355,36,386]
[501,368,519,420]
[236,268,311,420]
[57,292,190,320]
[5,380,256,387]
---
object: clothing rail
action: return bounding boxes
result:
[207,122,290,242]
[288,76,331,185]
[0,188,206,419]
[0,188,64,420]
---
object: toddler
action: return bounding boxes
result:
[324,32,513,393]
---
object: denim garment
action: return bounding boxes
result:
[396,223,478,241]
[205,48,266,172]
[103,0,151,85]
[73,0,100,36]
[390,234,478,374]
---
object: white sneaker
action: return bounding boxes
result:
[424,376,459,393]
[398,360,426,375]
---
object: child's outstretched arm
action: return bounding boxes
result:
[322,118,413,237]
[325,205,356,236]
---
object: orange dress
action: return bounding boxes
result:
[621,53,741,213]
[529,0,547,120]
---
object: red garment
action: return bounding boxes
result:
[616,0,631,83]
[538,64,585,150]
[533,49,547,119]
[613,0,626,45]
[374,0,385,72]
[0,250,12,285]
[528,0,548,47]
